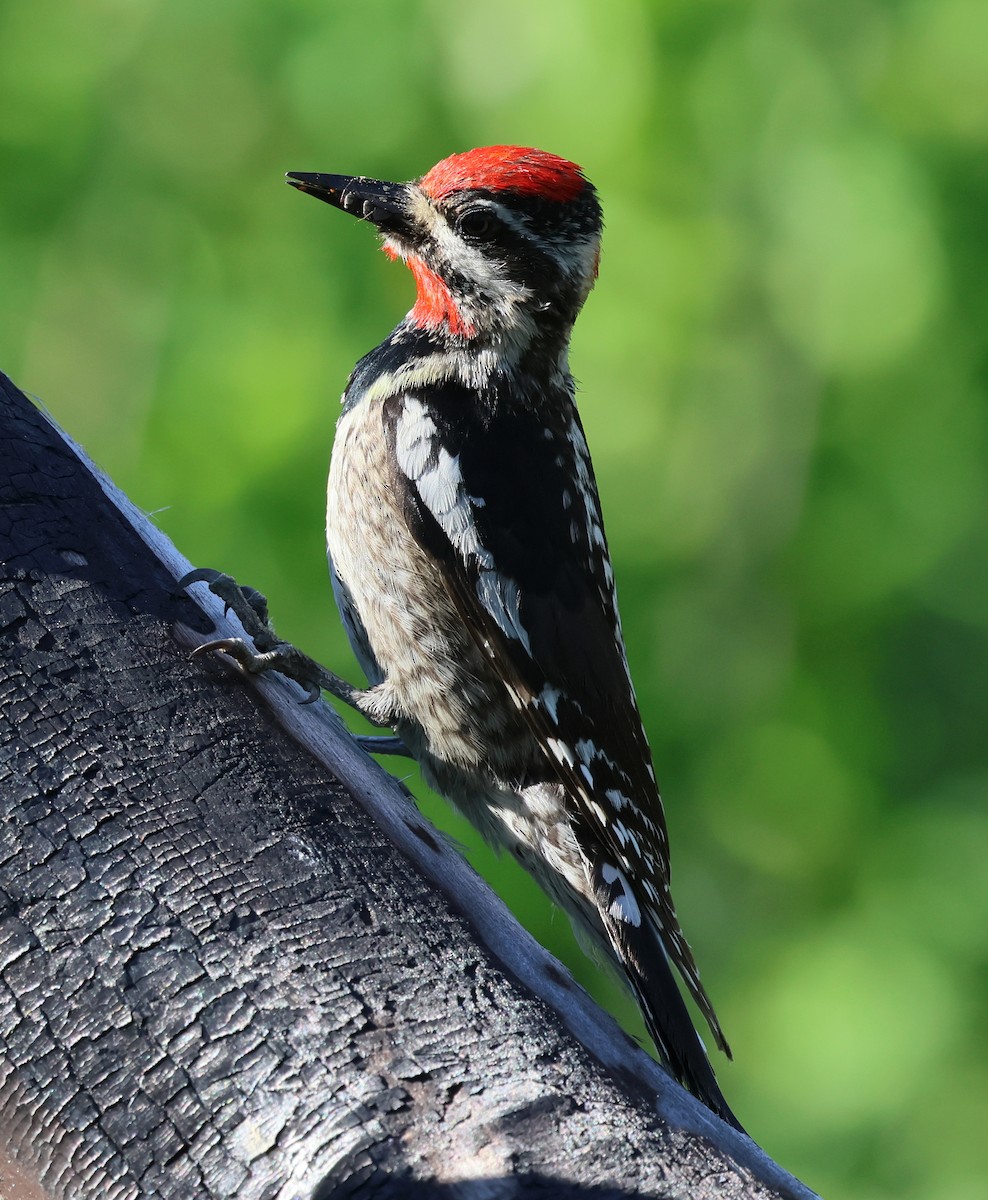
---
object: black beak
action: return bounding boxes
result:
[286,172,411,235]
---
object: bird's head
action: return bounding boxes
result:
[287,146,602,346]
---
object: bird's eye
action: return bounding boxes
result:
[457,208,496,239]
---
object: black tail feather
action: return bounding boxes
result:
[591,864,744,1132]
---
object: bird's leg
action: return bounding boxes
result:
[176,569,411,755]
[178,568,353,704]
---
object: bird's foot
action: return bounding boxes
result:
[177,568,360,707]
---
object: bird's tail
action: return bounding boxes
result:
[634,928,742,1131]
[593,867,743,1131]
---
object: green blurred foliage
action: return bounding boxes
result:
[3,1,987,1194]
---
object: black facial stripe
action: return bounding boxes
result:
[437,191,598,292]
[466,187,602,236]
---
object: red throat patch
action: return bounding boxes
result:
[404,254,477,338]
[419,145,586,203]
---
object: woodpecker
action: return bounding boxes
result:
[188,146,739,1128]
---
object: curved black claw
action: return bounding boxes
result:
[189,636,322,703]
[177,566,375,713]
[177,570,271,636]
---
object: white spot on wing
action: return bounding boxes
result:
[601,863,641,926]
[476,570,531,652]
[395,398,494,567]
[575,738,600,765]
[418,447,462,515]
[540,685,562,724]
[548,737,576,769]
[394,397,436,477]
[605,788,629,811]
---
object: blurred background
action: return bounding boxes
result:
[3,1,987,1195]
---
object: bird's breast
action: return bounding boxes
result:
[327,398,533,773]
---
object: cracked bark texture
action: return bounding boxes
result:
[0,371,819,1200]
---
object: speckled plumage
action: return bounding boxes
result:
[293,147,740,1129]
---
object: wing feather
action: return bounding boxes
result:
[382,384,728,1054]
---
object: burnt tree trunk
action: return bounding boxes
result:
[0,371,818,1200]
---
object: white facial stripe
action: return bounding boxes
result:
[406,189,533,305]
[396,188,543,342]
[404,189,447,238]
